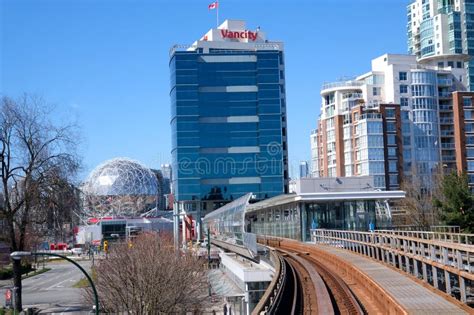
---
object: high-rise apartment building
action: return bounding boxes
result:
[311,53,474,190]
[299,161,309,178]
[407,0,474,90]
[170,20,288,239]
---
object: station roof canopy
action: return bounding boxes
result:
[246,177,405,214]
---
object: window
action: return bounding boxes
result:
[465,123,474,132]
[385,108,396,118]
[389,174,398,185]
[389,161,397,172]
[368,148,384,160]
[403,136,411,145]
[468,161,474,171]
[402,122,411,134]
[400,98,409,107]
[465,136,473,145]
[369,162,385,174]
[374,176,385,188]
[387,134,397,145]
[399,72,407,81]
[463,97,472,107]
[355,164,361,174]
[400,85,408,93]
[467,148,474,158]
[403,148,412,160]
[401,111,409,120]
[386,122,397,132]
[388,147,397,157]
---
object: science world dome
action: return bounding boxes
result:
[81,158,159,218]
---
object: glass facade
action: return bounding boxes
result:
[410,71,441,180]
[203,194,251,245]
[464,0,474,90]
[246,199,392,242]
[170,48,288,209]
[420,18,435,57]
[408,0,474,90]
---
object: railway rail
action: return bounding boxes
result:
[255,236,410,314]
[253,239,367,314]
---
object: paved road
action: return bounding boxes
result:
[1,260,93,313]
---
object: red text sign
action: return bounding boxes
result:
[220,29,258,41]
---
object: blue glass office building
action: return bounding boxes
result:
[170,20,288,221]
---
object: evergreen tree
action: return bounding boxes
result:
[434,171,474,233]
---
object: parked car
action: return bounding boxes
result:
[71,248,83,256]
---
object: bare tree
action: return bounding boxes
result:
[396,166,444,229]
[86,233,207,314]
[0,95,80,311]
[40,170,83,242]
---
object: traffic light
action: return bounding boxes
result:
[103,240,108,253]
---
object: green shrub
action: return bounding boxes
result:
[0,263,34,279]
[0,267,12,280]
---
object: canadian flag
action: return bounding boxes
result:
[208,1,218,10]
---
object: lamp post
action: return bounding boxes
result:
[10,251,99,314]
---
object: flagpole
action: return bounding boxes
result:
[216,1,219,27]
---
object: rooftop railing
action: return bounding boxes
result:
[322,80,364,91]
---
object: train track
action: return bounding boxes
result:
[254,238,366,314]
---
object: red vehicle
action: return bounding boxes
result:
[49,243,68,250]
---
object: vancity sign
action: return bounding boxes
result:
[220,29,258,41]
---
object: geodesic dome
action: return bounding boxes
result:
[81,158,159,218]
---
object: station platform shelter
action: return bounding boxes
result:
[204,176,405,244]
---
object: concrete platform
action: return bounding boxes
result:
[311,243,471,315]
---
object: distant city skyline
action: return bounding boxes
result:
[1,0,408,181]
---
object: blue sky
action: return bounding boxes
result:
[1,0,408,180]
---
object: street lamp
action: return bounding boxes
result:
[10,251,99,315]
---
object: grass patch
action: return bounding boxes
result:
[0,307,14,315]
[22,267,51,280]
[73,269,97,288]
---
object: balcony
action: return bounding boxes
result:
[440,130,454,137]
[322,80,364,91]
[438,91,452,98]
[342,92,363,100]
[440,118,454,124]
[366,100,380,109]
[442,155,456,161]
[438,78,453,86]
[439,105,453,111]
[359,113,382,120]
[441,143,456,149]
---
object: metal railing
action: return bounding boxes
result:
[322,80,364,91]
[374,229,473,245]
[440,118,454,124]
[441,143,456,149]
[311,229,474,305]
[169,44,195,57]
[438,78,453,86]
[439,91,453,98]
[251,250,285,315]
